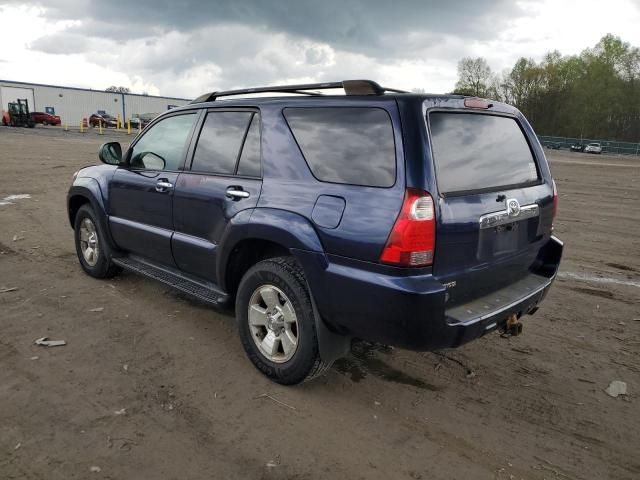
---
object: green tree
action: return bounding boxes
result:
[453,35,640,142]
[454,57,493,97]
[105,86,131,93]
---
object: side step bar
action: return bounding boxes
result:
[112,255,229,306]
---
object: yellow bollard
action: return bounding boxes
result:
[127,119,131,135]
[138,119,142,133]
[64,123,68,132]
[80,119,84,134]
[99,121,104,135]
[116,113,121,130]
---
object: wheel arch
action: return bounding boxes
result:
[67,181,117,250]
[219,208,324,296]
[67,179,107,227]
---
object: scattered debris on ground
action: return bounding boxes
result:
[255,393,296,410]
[605,381,628,398]
[34,337,67,347]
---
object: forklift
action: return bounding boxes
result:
[2,98,35,127]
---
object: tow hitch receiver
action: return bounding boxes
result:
[501,313,523,337]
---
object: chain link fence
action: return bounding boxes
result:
[538,135,640,156]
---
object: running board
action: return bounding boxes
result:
[112,256,229,306]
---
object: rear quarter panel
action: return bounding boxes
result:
[257,98,406,263]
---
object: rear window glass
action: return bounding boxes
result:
[429,113,539,194]
[284,107,396,187]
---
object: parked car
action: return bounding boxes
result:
[584,142,602,154]
[30,111,61,126]
[545,142,561,150]
[129,113,157,129]
[570,143,584,152]
[89,113,117,128]
[67,80,562,385]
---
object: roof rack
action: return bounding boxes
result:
[190,79,408,104]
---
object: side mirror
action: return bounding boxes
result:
[98,142,122,165]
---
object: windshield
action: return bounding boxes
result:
[429,112,539,195]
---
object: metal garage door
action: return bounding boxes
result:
[1,86,36,112]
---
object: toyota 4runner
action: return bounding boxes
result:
[67,80,563,384]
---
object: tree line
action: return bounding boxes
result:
[454,34,640,142]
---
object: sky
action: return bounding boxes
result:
[0,0,639,99]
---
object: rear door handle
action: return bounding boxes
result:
[226,187,250,199]
[156,179,174,192]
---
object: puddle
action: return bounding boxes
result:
[0,194,31,206]
[335,341,439,391]
[559,271,640,288]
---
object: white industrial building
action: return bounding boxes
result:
[0,79,190,125]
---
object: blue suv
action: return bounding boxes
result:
[67,80,563,384]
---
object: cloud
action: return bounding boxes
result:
[18,0,521,96]
[1,0,639,98]
[30,32,89,54]
[18,0,523,51]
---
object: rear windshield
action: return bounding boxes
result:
[429,112,538,194]
[284,107,396,187]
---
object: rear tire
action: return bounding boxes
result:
[73,204,121,279]
[236,256,330,385]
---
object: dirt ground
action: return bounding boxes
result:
[1,126,639,480]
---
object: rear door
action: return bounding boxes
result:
[172,109,262,282]
[426,108,554,305]
[108,111,198,266]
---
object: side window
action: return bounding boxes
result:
[191,111,253,175]
[283,107,396,187]
[129,113,196,171]
[236,114,261,177]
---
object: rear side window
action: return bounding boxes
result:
[284,107,396,187]
[429,113,539,194]
[237,114,261,177]
[192,111,253,175]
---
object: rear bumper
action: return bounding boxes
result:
[296,235,563,351]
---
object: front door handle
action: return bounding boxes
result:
[156,179,174,192]
[226,187,250,199]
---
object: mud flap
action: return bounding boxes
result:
[307,281,351,364]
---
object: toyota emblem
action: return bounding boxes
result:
[507,198,521,217]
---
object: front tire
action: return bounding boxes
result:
[236,257,330,385]
[73,204,121,279]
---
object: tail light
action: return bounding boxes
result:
[552,179,558,221]
[380,189,435,267]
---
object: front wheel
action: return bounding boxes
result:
[73,204,121,278]
[236,257,330,385]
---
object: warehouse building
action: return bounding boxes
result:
[0,79,190,125]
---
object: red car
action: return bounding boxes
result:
[30,112,61,126]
